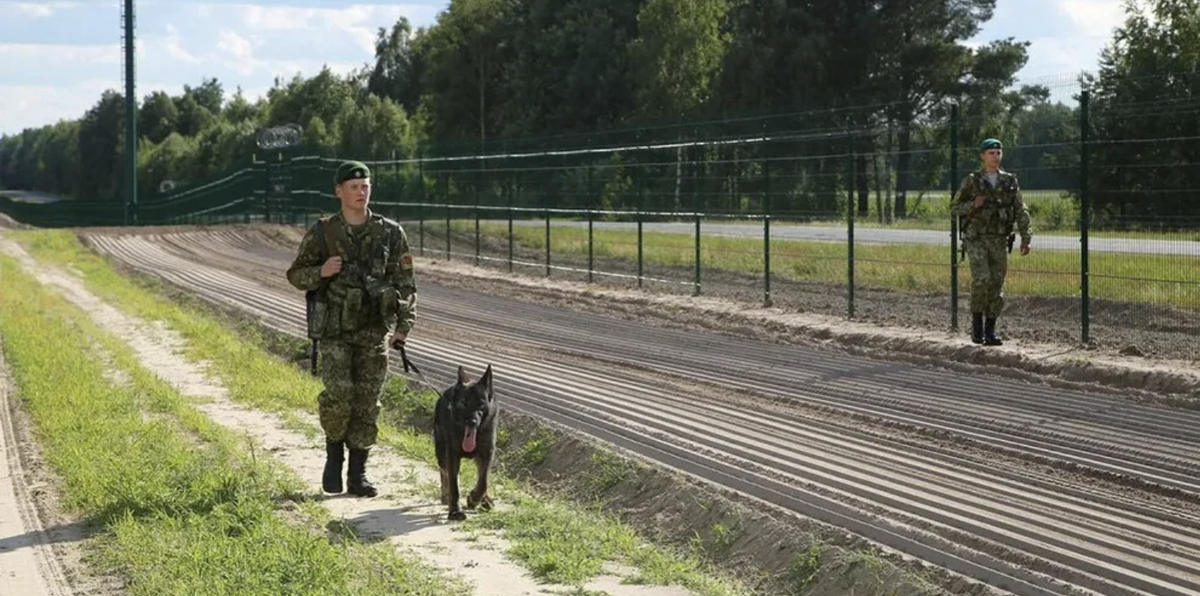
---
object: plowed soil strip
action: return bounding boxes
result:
[84,230,1200,596]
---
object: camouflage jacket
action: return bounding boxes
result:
[287,210,417,342]
[952,169,1032,244]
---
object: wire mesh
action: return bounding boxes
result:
[5,90,1200,361]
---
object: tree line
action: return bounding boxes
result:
[0,0,1196,222]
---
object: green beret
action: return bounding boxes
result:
[979,138,1003,151]
[334,160,371,185]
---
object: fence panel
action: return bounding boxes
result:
[1088,94,1200,360]
[5,92,1200,361]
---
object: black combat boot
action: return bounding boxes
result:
[346,448,378,497]
[971,313,984,344]
[322,441,344,493]
[984,317,1004,346]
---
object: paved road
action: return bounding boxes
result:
[83,227,1200,596]
[502,220,1200,256]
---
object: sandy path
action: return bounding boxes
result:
[0,349,73,596]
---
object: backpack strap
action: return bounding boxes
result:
[318,215,339,260]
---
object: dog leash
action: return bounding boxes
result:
[393,341,434,389]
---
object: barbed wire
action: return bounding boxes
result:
[144,166,259,204]
[255,124,304,151]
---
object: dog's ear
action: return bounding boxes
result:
[476,364,493,400]
[457,365,469,386]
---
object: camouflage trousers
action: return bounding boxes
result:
[317,339,388,450]
[965,236,1009,317]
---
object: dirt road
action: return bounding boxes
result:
[83,227,1200,596]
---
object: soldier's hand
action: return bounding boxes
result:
[320,257,343,278]
[389,331,408,349]
[1020,244,1030,256]
[973,196,986,208]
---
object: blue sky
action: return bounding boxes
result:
[0,0,1127,136]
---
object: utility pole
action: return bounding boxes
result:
[122,0,137,225]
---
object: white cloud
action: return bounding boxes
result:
[0,80,118,135]
[240,5,313,30]
[238,3,406,54]
[2,2,443,133]
[1024,36,1103,78]
[209,27,358,80]
[6,2,78,19]
[218,29,254,61]
[0,43,119,65]
[1057,0,1125,33]
[218,29,258,75]
[165,24,203,65]
[267,59,362,80]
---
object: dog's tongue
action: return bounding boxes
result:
[463,427,477,452]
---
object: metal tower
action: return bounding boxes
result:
[121,0,137,224]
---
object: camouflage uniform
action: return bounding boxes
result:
[952,163,1031,345]
[286,161,417,496]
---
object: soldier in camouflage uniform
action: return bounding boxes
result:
[287,160,417,497]
[952,139,1032,346]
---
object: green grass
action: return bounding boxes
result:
[380,378,749,596]
[0,254,466,596]
[460,493,742,596]
[800,190,1200,240]
[787,545,822,592]
[458,221,1200,310]
[12,229,754,596]
[16,228,447,485]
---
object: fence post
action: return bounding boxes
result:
[764,159,772,307]
[508,205,514,273]
[638,186,645,289]
[588,209,595,283]
[245,163,254,224]
[476,155,483,224]
[262,158,272,223]
[587,164,595,208]
[283,153,294,224]
[545,208,551,277]
[694,213,702,296]
[446,202,452,261]
[950,104,960,331]
[474,207,481,267]
[847,134,856,319]
[694,150,703,297]
[418,153,425,256]
[1080,90,1091,345]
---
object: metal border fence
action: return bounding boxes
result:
[3,92,1198,360]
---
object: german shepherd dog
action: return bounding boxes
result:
[434,364,497,521]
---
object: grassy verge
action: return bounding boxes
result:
[13,229,754,596]
[452,221,1200,310]
[380,381,747,596]
[0,253,466,596]
[782,220,1200,241]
